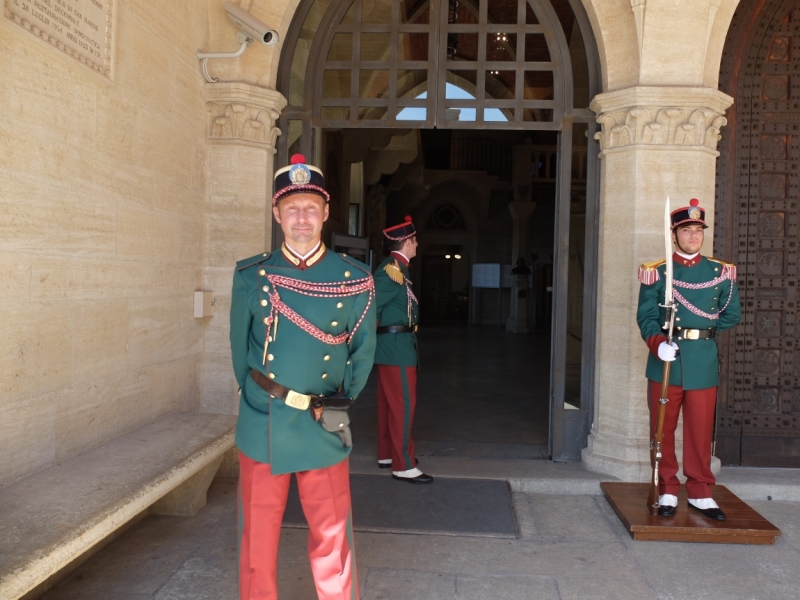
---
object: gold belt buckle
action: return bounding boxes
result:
[684,329,700,340]
[285,389,311,410]
[412,325,419,333]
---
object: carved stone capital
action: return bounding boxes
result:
[205,83,287,150]
[590,86,734,155]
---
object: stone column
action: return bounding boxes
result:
[506,270,533,334]
[508,200,536,265]
[581,86,732,481]
[201,83,287,414]
[506,201,536,334]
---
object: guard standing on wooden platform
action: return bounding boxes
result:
[373,217,433,484]
[230,154,376,599]
[637,198,741,520]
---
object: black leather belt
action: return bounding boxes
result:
[674,328,716,341]
[377,325,418,334]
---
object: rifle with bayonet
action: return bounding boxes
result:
[647,198,676,517]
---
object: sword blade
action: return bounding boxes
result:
[664,197,673,308]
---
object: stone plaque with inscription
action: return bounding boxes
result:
[4,0,114,78]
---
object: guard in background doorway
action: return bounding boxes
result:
[374,217,433,484]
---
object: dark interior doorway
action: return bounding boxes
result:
[421,256,455,323]
[336,125,562,457]
[277,0,601,460]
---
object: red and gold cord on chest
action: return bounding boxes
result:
[260,272,374,352]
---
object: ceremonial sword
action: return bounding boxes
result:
[647,197,677,516]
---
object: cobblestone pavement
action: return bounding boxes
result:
[40,476,800,600]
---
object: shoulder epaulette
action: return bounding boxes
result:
[383,259,404,285]
[638,259,666,285]
[707,257,737,281]
[236,252,270,271]
[338,253,371,276]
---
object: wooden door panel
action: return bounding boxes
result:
[716,0,800,466]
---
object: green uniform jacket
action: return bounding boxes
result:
[373,255,419,367]
[637,255,741,390]
[230,247,376,474]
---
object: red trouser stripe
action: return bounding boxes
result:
[647,380,717,499]
[376,365,417,471]
[238,452,358,599]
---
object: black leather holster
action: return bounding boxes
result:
[310,395,354,447]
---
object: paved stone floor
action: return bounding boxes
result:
[38,326,800,598]
[40,476,800,600]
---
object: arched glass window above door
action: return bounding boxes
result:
[397,83,511,121]
[278,0,593,139]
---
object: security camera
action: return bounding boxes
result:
[223,2,279,46]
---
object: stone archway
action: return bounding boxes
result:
[273,0,602,461]
[200,1,744,478]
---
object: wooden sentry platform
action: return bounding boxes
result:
[601,482,781,545]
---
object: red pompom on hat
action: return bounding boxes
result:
[290,153,306,165]
[383,215,416,242]
[690,198,699,207]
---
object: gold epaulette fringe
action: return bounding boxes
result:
[708,257,738,281]
[384,259,404,285]
[638,259,666,285]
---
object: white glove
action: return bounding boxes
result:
[657,341,678,362]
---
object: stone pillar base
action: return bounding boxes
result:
[505,318,530,334]
[582,431,721,482]
[505,274,531,334]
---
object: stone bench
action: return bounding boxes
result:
[0,412,237,600]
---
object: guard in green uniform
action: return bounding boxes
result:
[637,198,741,520]
[230,154,376,599]
[373,216,433,484]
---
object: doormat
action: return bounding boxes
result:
[283,474,517,538]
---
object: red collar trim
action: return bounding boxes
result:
[673,251,701,268]
[390,251,409,267]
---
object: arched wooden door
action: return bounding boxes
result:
[716,0,800,466]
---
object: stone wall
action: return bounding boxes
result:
[0,1,210,487]
[0,0,748,488]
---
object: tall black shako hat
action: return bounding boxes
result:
[670,198,707,230]
[273,154,330,206]
[383,215,416,242]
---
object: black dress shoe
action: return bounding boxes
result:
[657,504,677,518]
[392,472,433,484]
[377,462,391,469]
[688,503,726,521]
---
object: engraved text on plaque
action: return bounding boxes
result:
[4,0,114,78]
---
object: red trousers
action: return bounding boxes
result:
[238,452,358,600]
[647,380,717,499]
[376,365,417,471]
